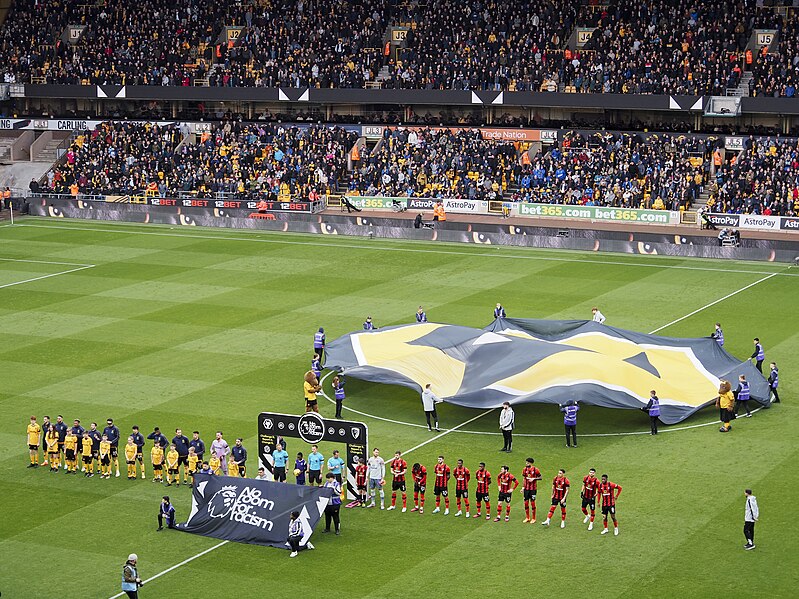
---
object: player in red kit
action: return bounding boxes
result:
[453,459,471,517]
[432,455,450,515]
[542,469,570,528]
[521,457,542,523]
[494,465,519,522]
[598,474,622,535]
[473,462,492,519]
[411,463,427,514]
[387,450,408,513]
[581,468,599,530]
[355,457,368,506]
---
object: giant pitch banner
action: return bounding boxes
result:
[325,318,770,425]
[176,474,333,549]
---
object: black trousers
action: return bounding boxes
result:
[565,425,577,446]
[650,416,658,434]
[124,591,138,599]
[755,360,763,373]
[770,388,780,403]
[502,429,513,450]
[744,521,755,544]
[734,400,751,416]
[324,504,340,532]
[287,533,303,552]
[425,410,438,430]
[157,513,175,529]
[335,399,343,418]
[314,347,324,361]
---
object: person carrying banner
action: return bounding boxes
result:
[751,338,765,373]
[313,327,326,360]
[717,380,735,432]
[767,362,780,403]
[642,390,661,435]
[287,511,315,557]
[561,400,579,447]
[157,496,175,531]
[494,303,506,319]
[591,307,606,324]
[322,473,343,535]
[734,375,752,418]
[711,323,724,347]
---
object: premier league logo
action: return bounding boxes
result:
[297,413,325,444]
[208,486,238,519]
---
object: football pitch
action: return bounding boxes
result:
[1,217,797,598]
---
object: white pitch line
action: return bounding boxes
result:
[107,540,229,599]
[648,272,780,334]
[0,264,95,289]
[15,221,798,278]
[0,257,96,267]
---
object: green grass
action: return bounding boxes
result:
[0,217,797,598]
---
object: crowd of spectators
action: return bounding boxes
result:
[45,120,357,198]
[509,131,710,209]
[347,127,517,199]
[709,136,799,215]
[1,0,797,95]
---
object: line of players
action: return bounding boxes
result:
[354,450,622,535]
[24,416,249,487]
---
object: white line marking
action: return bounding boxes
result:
[0,264,95,289]
[648,272,780,334]
[397,409,495,457]
[107,540,229,599]
[0,257,95,267]
[16,221,797,277]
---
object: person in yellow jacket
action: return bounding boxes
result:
[99,435,112,478]
[165,444,180,486]
[228,458,240,478]
[208,453,222,476]
[64,429,78,473]
[124,437,138,479]
[45,426,59,472]
[717,380,735,432]
[26,416,42,467]
[81,432,95,477]
[187,447,199,487]
[151,443,165,483]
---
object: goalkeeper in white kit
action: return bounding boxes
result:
[366,447,386,509]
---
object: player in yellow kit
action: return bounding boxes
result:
[124,437,138,479]
[64,429,78,473]
[151,443,164,483]
[187,447,199,487]
[45,426,59,472]
[208,453,221,475]
[165,444,179,486]
[81,432,95,477]
[228,458,240,477]
[99,435,112,479]
[26,416,42,467]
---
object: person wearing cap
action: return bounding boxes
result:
[363,316,377,330]
[121,553,143,598]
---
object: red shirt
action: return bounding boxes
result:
[475,468,492,494]
[412,465,427,487]
[552,476,570,501]
[598,481,622,507]
[453,466,470,491]
[582,475,599,499]
[497,471,519,494]
[522,466,541,491]
[355,463,367,487]
[390,458,407,482]
[434,463,450,488]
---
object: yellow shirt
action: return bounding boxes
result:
[304,380,317,401]
[151,446,164,465]
[99,441,111,457]
[719,391,735,410]
[166,450,179,468]
[27,423,42,446]
[46,433,59,453]
[187,454,199,473]
[124,443,137,461]
[82,437,93,455]
[209,455,221,473]
[228,461,239,477]
[64,434,77,452]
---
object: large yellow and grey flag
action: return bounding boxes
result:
[325,318,770,424]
